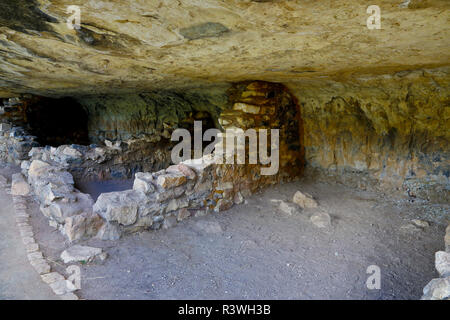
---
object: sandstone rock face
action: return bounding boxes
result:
[0,1,448,97]
[292,70,450,202]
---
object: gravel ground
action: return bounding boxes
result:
[28,175,448,300]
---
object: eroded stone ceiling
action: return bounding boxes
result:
[0,0,449,97]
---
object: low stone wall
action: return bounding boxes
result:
[0,123,39,164]
[421,223,450,300]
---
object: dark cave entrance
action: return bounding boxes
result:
[25,97,90,147]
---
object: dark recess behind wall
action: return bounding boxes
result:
[25,97,90,147]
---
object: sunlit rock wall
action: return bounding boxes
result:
[289,68,449,202]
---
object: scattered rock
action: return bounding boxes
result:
[278,201,299,215]
[60,245,103,264]
[435,251,450,277]
[292,191,318,209]
[412,219,429,228]
[11,173,30,196]
[310,211,332,228]
[400,223,422,233]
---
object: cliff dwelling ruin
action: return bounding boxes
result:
[0,0,448,301]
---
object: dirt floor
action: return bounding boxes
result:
[23,172,448,300]
[0,164,56,300]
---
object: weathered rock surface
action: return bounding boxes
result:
[310,211,332,229]
[278,201,299,216]
[421,277,450,300]
[60,245,103,264]
[435,251,450,278]
[93,190,144,226]
[0,1,448,97]
[292,191,318,209]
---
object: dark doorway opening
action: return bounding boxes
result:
[25,97,90,146]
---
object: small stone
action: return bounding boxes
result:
[278,201,299,215]
[421,277,450,300]
[97,252,108,261]
[310,211,332,228]
[60,245,103,264]
[162,216,177,229]
[49,280,76,295]
[412,219,429,228]
[177,208,191,221]
[435,251,450,277]
[292,191,318,209]
[400,223,422,233]
[41,272,65,284]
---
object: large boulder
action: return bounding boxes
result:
[93,190,146,226]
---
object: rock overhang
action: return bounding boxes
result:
[0,0,448,97]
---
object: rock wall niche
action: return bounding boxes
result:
[289,68,450,202]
